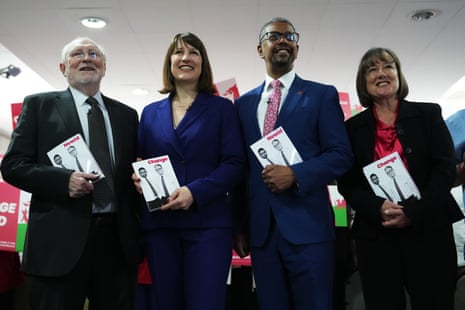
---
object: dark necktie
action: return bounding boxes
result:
[87,97,114,209]
[263,80,282,136]
[143,176,159,198]
[161,175,169,197]
[280,150,290,166]
[378,184,393,201]
[393,177,405,201]
[75,157,84,172]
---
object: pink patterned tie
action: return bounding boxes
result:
[263,79,282,135]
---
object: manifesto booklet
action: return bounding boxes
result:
[250,126,303,167]
[362,151,421,203]
[132,155,180,212]
[47,134,105,180]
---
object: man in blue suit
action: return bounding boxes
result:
[233,17,353,310]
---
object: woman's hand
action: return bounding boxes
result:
[161,186,193,211]
[381,200,410,228]
[132,157,143,194]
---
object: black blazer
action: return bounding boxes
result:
[338,100,463,239]
[0,89,142,276]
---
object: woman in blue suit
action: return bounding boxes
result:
[135,32,246,310]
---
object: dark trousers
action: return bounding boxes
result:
[226,266,259,310]
[0,288,15,310]
[356,225,457,310]
[333,227,352,310]
[135,283,157,310]
[27,214,137,310]
[251,220,334,310]
[145,228,232,310]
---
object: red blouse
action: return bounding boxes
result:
[372,105,408,168]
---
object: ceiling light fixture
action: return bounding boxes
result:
[409,9,440,22]
[81,17,107,29]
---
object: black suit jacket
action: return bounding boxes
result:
[0,89,142,276]
[338,100,464,239]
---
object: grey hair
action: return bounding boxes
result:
[60,37,106,63]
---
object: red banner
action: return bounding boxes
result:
[10,102,22,130]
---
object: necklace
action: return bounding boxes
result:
[173,98,194,111]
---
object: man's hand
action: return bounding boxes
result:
[68,172,97,198]
[262,165,296,193]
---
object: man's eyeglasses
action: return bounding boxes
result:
[260,31,300,43]
[69,50,102,60]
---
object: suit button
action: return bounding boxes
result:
[397,128,404,135]
[405,147,412,154]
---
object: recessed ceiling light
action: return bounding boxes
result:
[133,88,149,96]
[409,9,440,22]
[81,17,107,29]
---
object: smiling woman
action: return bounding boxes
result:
[337,47,464,310]
[134,31,246,310]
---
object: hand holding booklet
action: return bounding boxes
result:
[250,126,302,167]
[132,155,180,212]
[362,151,421,203]
[47,134,104,180]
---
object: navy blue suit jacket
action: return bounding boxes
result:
[137,92,245,230]
[235,75,353,247]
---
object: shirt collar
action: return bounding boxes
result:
[69,87,104,107]
[264,70,295,91]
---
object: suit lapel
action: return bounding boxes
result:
[277,76,304,127]
[244,84,265,140]
[103,95,121,168]
[54,89,83,137]
[350,108,376,165]
[156,98,184,157]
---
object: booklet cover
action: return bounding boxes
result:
[250,126,303,167]
[362,151,421,203]
[132,155,180,212]
[47,134,104,180]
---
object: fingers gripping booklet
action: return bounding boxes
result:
[132,155,180,212]
[47,134,105,181]
[362,151,421,203]
[250,126,303,167]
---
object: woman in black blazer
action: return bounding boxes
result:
[338,47,463,310]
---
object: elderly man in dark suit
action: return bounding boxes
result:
[0,37,142,310]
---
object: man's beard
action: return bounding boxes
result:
[270,52,294,69]
[74,75,100,85]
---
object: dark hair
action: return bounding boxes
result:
[355,47,409,108]
[258,17,296,44]
[159,32,215,95]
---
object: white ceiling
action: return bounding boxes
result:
[1,0,465,138]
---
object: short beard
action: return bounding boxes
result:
[270,55,294,70]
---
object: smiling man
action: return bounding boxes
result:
[0,37,141,310]
[233,17,353,310]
